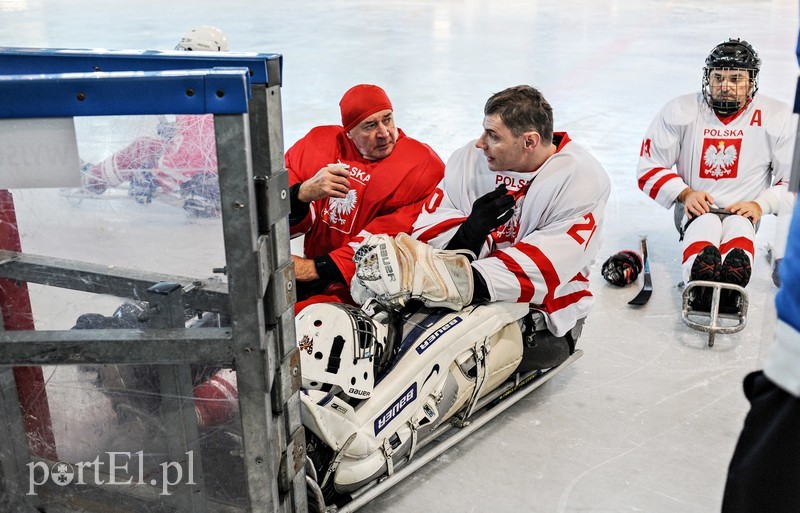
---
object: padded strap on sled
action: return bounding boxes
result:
[407,421,419,462]
[519,311,583,372]
[381,437,395,476]
[565,318,584,354]
[458,338,491,424]
[321,432,357,489]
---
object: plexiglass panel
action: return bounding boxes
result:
[6,363,247,511]
[1,113,247,512]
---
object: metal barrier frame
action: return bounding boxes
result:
[0,48,304,513]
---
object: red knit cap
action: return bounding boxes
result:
[339,84,393,133]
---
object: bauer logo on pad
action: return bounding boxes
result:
[415,317,462,354]
[375,383,417,435]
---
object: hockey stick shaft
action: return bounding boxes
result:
[628,236,652,306]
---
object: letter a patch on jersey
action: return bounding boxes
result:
[700,138,741,180]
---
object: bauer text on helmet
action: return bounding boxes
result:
[176,26,229,52]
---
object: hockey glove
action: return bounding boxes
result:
[601,250,643,287]
[351,233,474,310]
[446,185,516,255]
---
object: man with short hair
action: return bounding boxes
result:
[409,85,611,339]
[287,84,444,312]
[637,38,794,309]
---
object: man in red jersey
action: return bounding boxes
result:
[286,84,444,313]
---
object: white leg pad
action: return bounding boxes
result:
[301,302,529,492]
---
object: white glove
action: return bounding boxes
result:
[351,233,474,310]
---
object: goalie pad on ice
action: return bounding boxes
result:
[300,302,529,492]
[351,233,474,310]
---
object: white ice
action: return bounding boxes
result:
[1,0,798,511]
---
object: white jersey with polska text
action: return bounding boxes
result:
[637,92,793,214]
[412,133,611,337]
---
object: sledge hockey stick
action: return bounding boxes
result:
[628,236,651,306]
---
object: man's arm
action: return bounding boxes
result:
[471,205,603,307]
[637,99,693,209]
[733,106,797,223]
[292,254,345,284]
[330,155,444,284]
[288,165,351,227]
[285,127,351,232]
[764,196,800,394]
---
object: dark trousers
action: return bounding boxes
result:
[722,371,800,513]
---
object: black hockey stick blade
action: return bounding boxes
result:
[628,236,652,306]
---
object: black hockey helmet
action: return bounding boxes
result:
[702,38,761,115]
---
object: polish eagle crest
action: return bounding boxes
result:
[325,189,358,225]
[703,141,738,178]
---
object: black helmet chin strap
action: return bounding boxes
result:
[709,97,743,116]
[702,71,755,116]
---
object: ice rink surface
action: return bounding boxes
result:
[1,0,799,512]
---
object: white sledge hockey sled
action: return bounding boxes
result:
[298,301,583,513]
[681,280,748,347]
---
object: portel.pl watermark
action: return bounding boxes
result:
[27,451,196,496]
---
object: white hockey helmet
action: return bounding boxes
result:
[175,26,229,52]
[296,303,389,400]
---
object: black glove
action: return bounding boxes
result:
[446,185,516,256]
[468,185,516,233]
[601,250,643,287]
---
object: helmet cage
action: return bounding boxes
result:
[296,303,387,400]
[702,39,761,116]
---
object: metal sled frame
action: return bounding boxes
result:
[681,280,748,347]
[318,349,583,513]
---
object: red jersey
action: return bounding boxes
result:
[86,114,217,194]
[286,126,444,282]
